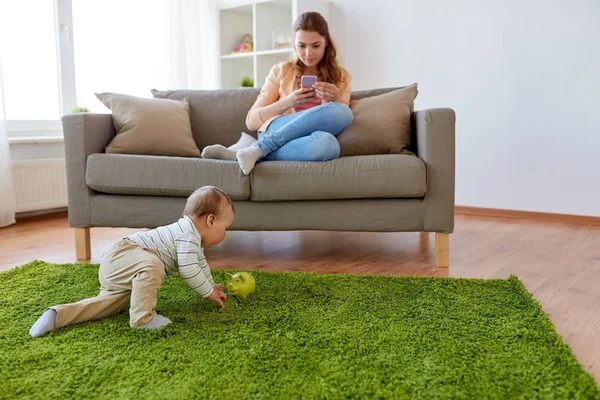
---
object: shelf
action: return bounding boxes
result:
[221,48,293,60]
[218,0,329,89]
[258,48,293,56]
[219,1,254,13]
[220,0,283,10]
[256,0,292,52]
[220,56,253,89]
[221,51,254,60]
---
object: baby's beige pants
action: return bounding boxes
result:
[52,238,166,329]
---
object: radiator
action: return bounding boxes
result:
[12,158,68,213]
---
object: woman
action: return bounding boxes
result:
[204,11,353,175]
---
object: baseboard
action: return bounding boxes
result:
[11,204,600,227]
[16,207,68,219]
[455,206,600,226]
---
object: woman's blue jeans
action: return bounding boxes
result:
[255,102,353,162]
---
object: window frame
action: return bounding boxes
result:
[6,0,76,140]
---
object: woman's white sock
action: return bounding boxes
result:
[236,145,264,175]
[228,132,257,151]
[201,132,257,160]
[201,144,237,160]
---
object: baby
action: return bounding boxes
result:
[29,186,235,337]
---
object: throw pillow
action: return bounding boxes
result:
[337,83,418,157]
[96,92,200,157]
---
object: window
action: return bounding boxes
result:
[0,1,61,121]
[72,0,169,113]
[1,0,218,138]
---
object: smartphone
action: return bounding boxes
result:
[296,75,320,112]
[301,75,317,88]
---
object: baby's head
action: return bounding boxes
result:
[183,186,235,247]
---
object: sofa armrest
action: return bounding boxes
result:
[62,113,115,228]
[414,108,456,233]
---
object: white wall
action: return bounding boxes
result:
[330,0,600,216]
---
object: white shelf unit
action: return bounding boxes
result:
[219,0,329,90]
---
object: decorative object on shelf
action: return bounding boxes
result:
[240,76,254,88]
[273,31,293,49]
[234,33,253,53]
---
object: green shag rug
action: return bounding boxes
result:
[1,261,598,399]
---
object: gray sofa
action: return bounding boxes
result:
[62,87,455,267]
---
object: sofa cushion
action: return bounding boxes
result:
[250,154,426,201]
[337,84,418,157]
[151,88,261,150]
[86,154,249,200]
[95,92,201,157]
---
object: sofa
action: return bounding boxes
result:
[62,87,456,267]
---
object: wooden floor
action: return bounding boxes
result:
[1,211,599,384]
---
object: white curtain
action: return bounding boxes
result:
[165,0,220,90]
[73,0,220,113]
[0,56,16,228]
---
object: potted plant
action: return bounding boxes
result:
[70,106,90,113]
[240,76,254,88]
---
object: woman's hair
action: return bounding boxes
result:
[183,186,234,219]
[292,12,342,85]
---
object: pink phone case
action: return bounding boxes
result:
[301,75,317,88]
[295,76,320,112]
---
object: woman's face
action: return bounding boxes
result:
[294,29,327,68]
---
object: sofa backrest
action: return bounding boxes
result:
[152,86,416,153]
[152,88,261,150]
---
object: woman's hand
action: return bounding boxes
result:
[313,82,340,102]
[281,87,318,111]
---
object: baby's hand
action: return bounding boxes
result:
[207,286,227,308]
[213,284,225,291]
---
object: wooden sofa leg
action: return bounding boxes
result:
[75,228,91,261]
[435,232,449,268]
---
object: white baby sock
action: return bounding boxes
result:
[236,145,264,175]
[29,309,57,338]
[136,314,172,330]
